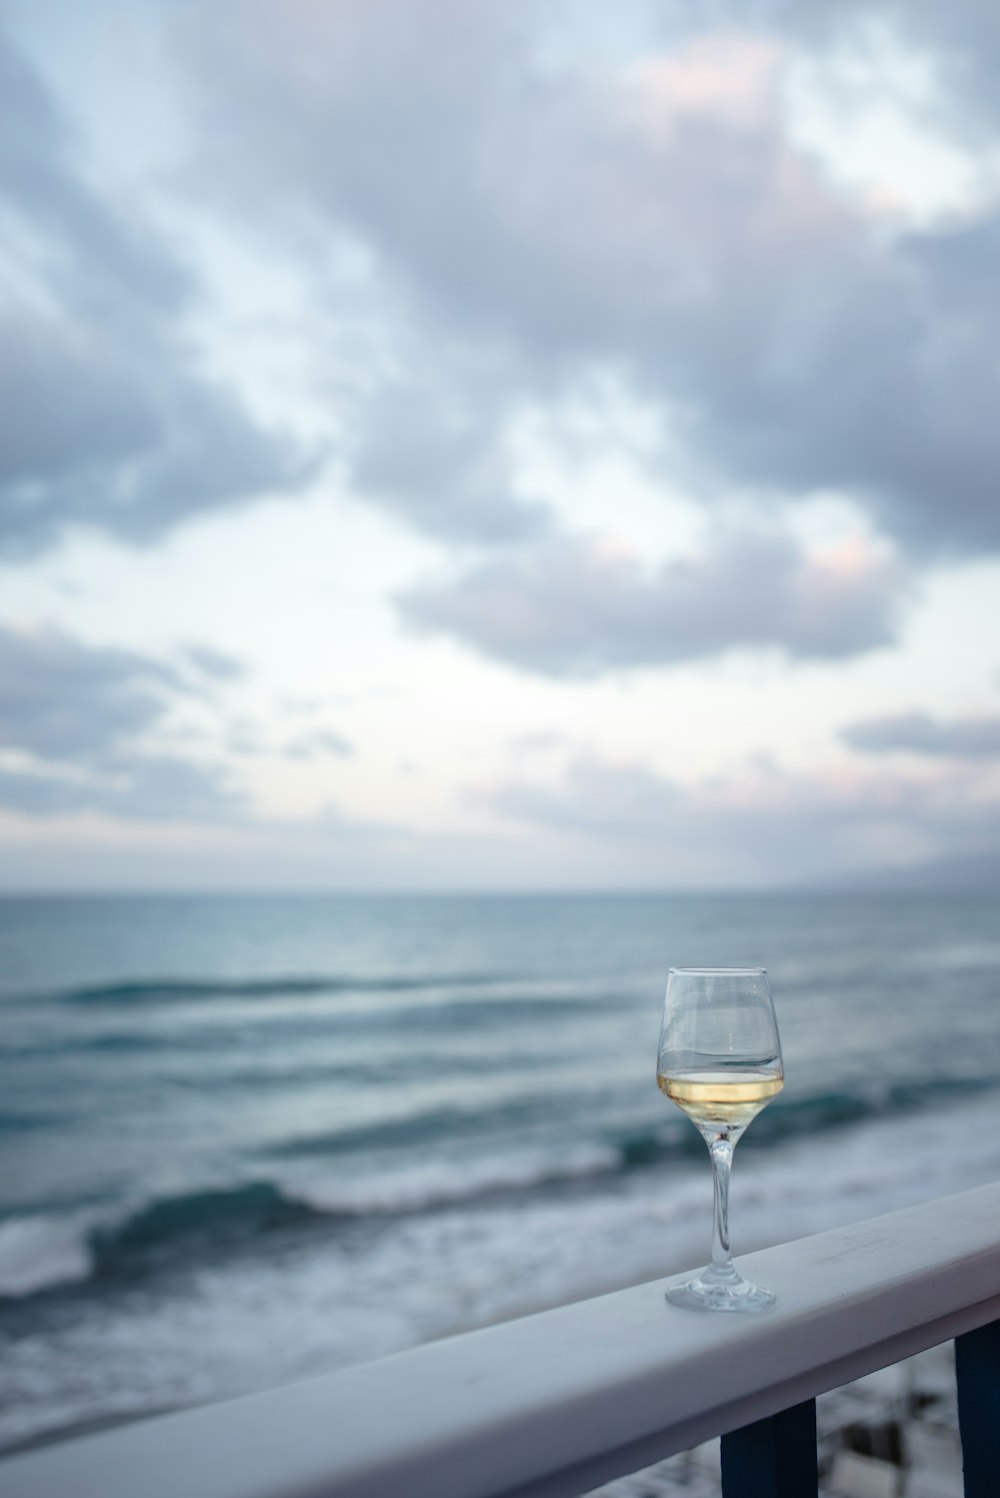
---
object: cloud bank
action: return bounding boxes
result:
[0,626,240,820]
[844,712,1000,758]
[0,25,309,557]
[174,0,1000,560]
[400,531,905,675]
[2,2,999,888]
[479,754,1000,884]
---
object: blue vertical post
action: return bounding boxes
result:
[956,1319,1000,1498]
[721,1399,818,1498]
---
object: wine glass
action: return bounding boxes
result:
[657,967,783,1312]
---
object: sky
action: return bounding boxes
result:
[1,0,999,891]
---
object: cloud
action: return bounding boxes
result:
[0,625,241,820]
[844,711,1000,757]
[175,1,1000,557]
[478,754,1000,884]
[183,645,246,682]
[722,2,1000,133]
[0,28,191,321]
[0,625,177,762]
[284,729,355,760]
[0,25,309,557]
[0,755,242,822]
[0,308,307,559]
[398,529,906,675]
[346,370,550,543]
[10,4,1000,560]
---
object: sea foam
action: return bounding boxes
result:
[0,1215,93,1298]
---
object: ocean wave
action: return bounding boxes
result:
[266,1072,992,1167]
[88,1182,322,1276]
[0,1215,93,1298]
[0,1184,323,1301]
[0,1110,68,1132]
[296,1145,622,1216]
[38,984,619,1048]
[5,1076,997,1301]
[616,1075,995,1167]
[265,1095,590,1157]
[0,1154,620,1300]
[7,1091,1000,1461]
[47,973,517,1005]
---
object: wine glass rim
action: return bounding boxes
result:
[668,965,767,976]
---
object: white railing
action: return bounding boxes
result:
[3,1183,1000,1498]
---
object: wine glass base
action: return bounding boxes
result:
[665,1269,776,1313]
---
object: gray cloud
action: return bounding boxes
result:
[176,0,1000,558]
[0,30,190,323]
[479,754,1000,884]
[0,625,241,820]
[0,625,176,762]
[0,26,309,556]
[183,645,246,682]
[0,317,306,553]
[103,753,244,820]
[844,711,1000,757]
[347,371,550,543]
[664,2,1000,136]
[8,1,1000,571]
[398,530,906,675]
[0,315,158,488]
[284,729,355,760]
[0,755,242,822]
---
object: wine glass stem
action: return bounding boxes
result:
[707,1135,735,1275]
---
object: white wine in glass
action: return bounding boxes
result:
[657,967,783,1312]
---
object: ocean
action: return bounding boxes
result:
[1,890,998,1455]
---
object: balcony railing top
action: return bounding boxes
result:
[4,1182,1000,1498]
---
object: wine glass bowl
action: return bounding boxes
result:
[657,967,783,1312]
